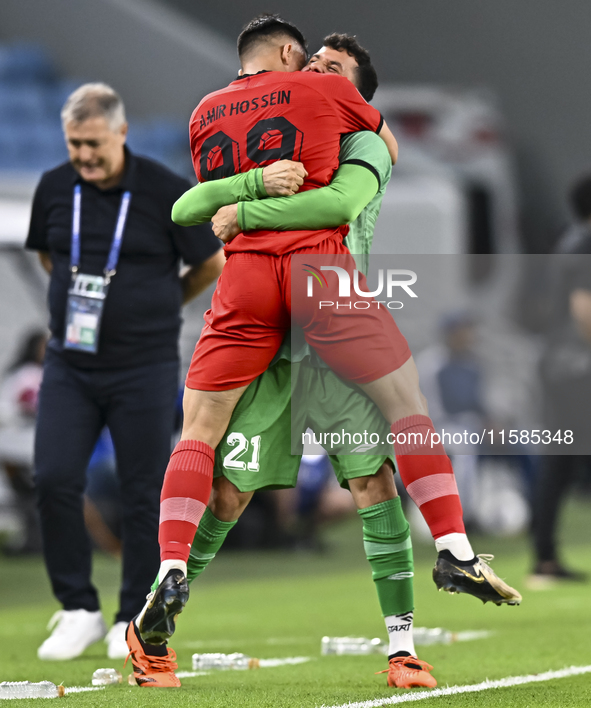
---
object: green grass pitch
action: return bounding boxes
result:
[0,498,590,707]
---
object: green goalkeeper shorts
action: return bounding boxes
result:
[214,358,394,492]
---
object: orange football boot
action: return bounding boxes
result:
[376,655,437,689]
[124,621,181,688]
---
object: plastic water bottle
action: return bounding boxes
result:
[321,637,388,656]
[0,681,65,698]
[191,652,260,670]
[321,629,457,655]
[413,627,456,645]
[91,668,123,685]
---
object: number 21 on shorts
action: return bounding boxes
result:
[223,433,261,471]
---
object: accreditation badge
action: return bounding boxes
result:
[64,273,108,354]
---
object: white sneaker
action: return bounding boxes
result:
[105,621,130,660]
[37,609,107,660]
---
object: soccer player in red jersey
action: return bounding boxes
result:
[139,15,520,651]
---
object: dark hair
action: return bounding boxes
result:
[322,33,378,102]
[7,330,46,372]
[237,14,308,61]
[570,174,591,221]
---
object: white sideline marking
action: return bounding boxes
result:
[318,665,591,708]
[176,671,210,678]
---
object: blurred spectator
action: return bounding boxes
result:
[25,83,223,662]
[416,312,485,527]
[0,330,46,554]
[416,312,530,535]
[533,173,591,583]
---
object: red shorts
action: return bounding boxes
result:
[186,235,411,391]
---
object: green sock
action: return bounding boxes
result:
[150,508,237,593]
[186,507,237,583]
[357,497,414,617]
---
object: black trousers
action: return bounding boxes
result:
[35,352,178,623]
[534,372,591,564]
[532,454,588,563]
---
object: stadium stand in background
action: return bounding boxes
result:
[0,41,190,174]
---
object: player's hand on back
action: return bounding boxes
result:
[212,204,241,243]
[262,160,307,196]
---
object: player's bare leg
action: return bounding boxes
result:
[139,386,246,645]
[209,475,254,521]
[359,360,521,606]
[358,356,428,424]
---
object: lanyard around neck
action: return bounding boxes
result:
[70,184,132,282]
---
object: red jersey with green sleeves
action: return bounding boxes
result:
[189,70,383,255]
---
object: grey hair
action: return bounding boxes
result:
[61,83,126,131]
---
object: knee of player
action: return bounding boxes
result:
[210,484,252,522]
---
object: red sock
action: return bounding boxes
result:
[158,440,214,563]
[391,415,465,539]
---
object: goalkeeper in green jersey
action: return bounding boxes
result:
[127,35,436,691]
